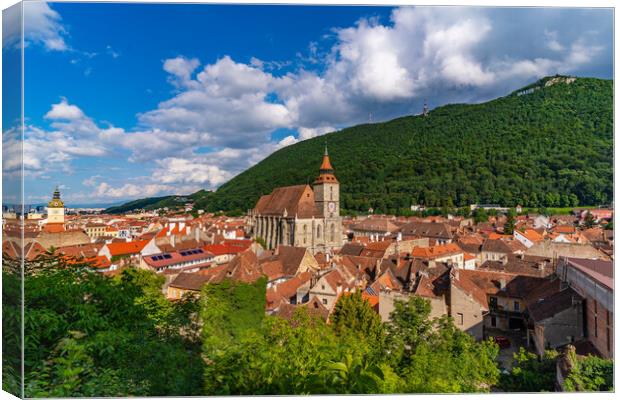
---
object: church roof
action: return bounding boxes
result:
[253,184,317,218]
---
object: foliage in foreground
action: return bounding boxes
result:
[6,258,613,396]
[9,261,203,397]
[202,286,500,394]
[500,348,559,392]
[564,353,614,392]
[500,347,614,393]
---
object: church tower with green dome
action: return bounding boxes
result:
[47,186,65,224]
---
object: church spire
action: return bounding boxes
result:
[48,186,64,208]
[315,146,338,184]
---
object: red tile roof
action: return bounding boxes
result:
[106,240,149,257]
[411,243,462,259]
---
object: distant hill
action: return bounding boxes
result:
[108,76,613,215]
[103,191,213,214]
[103,195,177,214]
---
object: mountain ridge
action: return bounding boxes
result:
[105,75,613,215]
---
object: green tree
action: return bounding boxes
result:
[22,259,204,397]
[331,291,385,357]
[583,211,596,228]
[504,208,516,234]
[500,348,558,392]
[473,208,489,224]
[388,297,499,392]
[564,355,613,392]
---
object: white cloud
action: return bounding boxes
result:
[298,126,335,140]
[44,98,85,120]
[92,182,178,199]
[163,56,200,87]
[545,30,564,52]
[138,56,293,148]
[152,157,232,186]
[23,2,69,51]
[106,45,120,58]
[82,175,102,187]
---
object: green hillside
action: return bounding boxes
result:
[110,76,613,215]
[104,195,177,214]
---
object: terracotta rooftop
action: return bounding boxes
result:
[253,184,318,218]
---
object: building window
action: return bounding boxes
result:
[457,313,464,325]
[330,186,333,200]
[330,223,335,242]
[317,225,321,239]
[491,316,497,327]
[594,316,598,338]
[514,301,520,312]
[489,297,498,310]
[322,298,327,305]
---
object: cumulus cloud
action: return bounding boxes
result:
[152,157,232,186]
[23,2,69,51]
[44,98,85,120]
[163,56,200,87]
[298,126,336,140]
[92,182,178,199]
[138,56,293,148]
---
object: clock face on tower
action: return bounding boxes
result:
[328,202,336,212]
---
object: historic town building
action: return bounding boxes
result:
[248,148,343,253]
[44,187,66,233]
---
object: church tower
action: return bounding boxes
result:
[47,186,65,224]
[313,146,340,219]
[313,147,342,250]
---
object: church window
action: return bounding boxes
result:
[317,225,322,239]
[330,186,333,200]
[330,223,335,242]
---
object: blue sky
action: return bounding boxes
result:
[4,2,613,205]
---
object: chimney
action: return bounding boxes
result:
[194,227,200,242]
[501,256,508,266]
[179,221,185,232]
[170,234,176,248]
[168,222,175,235]
[449,266,459,281]
[499,278,506,289]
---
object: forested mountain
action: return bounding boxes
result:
[108,76,613,215]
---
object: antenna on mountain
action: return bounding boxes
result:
[368,112,373,123]
[423,99,429,117]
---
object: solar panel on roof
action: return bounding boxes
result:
[163,254,172,259]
